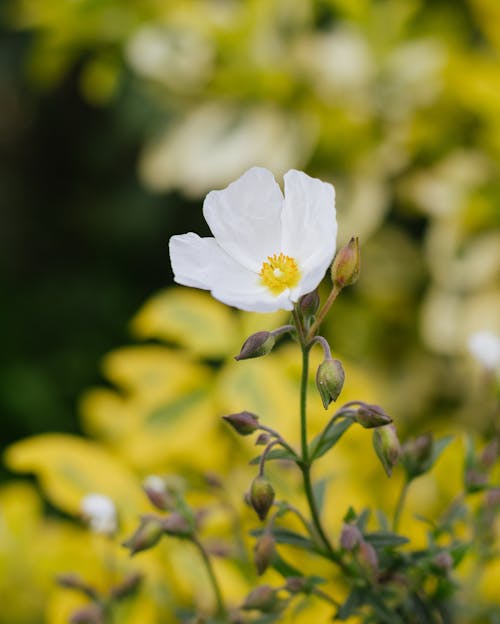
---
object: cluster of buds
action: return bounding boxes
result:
[339,524,379,579]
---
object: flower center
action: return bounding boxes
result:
[259,253,301,295]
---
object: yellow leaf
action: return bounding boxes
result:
[131,288,239,358]
[4,434,144,522]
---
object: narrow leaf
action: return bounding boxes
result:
[249,447,297,465]
[363,531,409,548]
[309,416,355,461]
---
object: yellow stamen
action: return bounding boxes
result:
[259,252,301,295]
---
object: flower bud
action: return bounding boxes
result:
[401,433,434,479]
[250,475,275,521]
[122,515,164,555]
[485,487,500,509]
[433,551,453,571]
[81,493,117,536]
[235,331,275,361]
[316,358,345,409]
[331,237,360,288]
[222,411,260,436]
[479,439,499,470]
[56,574,98,600]
[242,585,277,612]
[373,425,401,477]
[340,523,363,550]
[357,541,378,577]
[299,290,320,317]
[70,605,105,624]
[111,573,142,600]
[464,468,488,493]
[354,404,392,429]
[143,475,175,511]
[162,511,194,537]
[255,432,271,446]
[254,532,275,575]
[285,577,307,594]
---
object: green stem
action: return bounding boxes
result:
[307,284,341,340]
[393,478,410,533]
[193,538,226,620]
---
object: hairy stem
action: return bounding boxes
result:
[307,284,341,340]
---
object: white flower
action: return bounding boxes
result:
[468,330,500,370]
[81,493,117,535]
[169,167,337,312]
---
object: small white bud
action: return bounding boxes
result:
[81,493,117,535]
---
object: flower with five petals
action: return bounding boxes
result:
[169,167,337,312]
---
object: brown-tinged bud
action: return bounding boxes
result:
[111,573,142,600]
[242,585,277,612]
[122,515,164,555]
[373,425,401,477]
[255,432,271,446]
[299,290,320,317]
[250,475,275,521]
[331,236,360,288]
[316,358,345,409]
[254,532,275,575]
[479,439,499,470]
[222,411,260,436]
[486,487,500,509]
[143,475,175,511]
[401,433,434,479]
[284,577,307,594]
[162,511,194,537]
[464,468,488,493]
[433,551,453,571]
[340,523,363,550]
[70,604,105,624]
[56,574,98,600]
[355,404,392,429]
[235,332,275,361]
[357,541,378,577]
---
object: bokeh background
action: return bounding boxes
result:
[1,1,499,622]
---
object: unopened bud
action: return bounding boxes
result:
[433,551,453,571]
[357,541,378,577]
[162,511,194,537]
[479,439,499,470]
[464,468,488,493]
[373,425,401,477]
[56,574,98,600]
[242,585,277,612]
[340,523,363,550]
[355,404,392,429]
[122,515,164,555]
[299,290,320,317]
[486,487,500,509]
[316,358,345,409]
[285,577,307,594]
[222,411,260,436]
[331,237,360,288]
[255,432,271,446]
[70,604,105,624]
[401,433,434,479]
[250,475,275,521]
[143,475,175,511]
[254,532,275,575]
[111,573,142,600]
[235,332,275,361]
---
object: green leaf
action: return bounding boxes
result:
[272,552,304,578]
[336,588,365,620]
[249,447,298,465]
[363,531,409,548]
[429,435,454,469]
[252,527,315,550]
[356,508,371,532]
[313,478,328,514]
[309,416,355,461]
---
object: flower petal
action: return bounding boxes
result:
[203,167,284,271]
[169,233,294,312]
[281,170,337,298]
